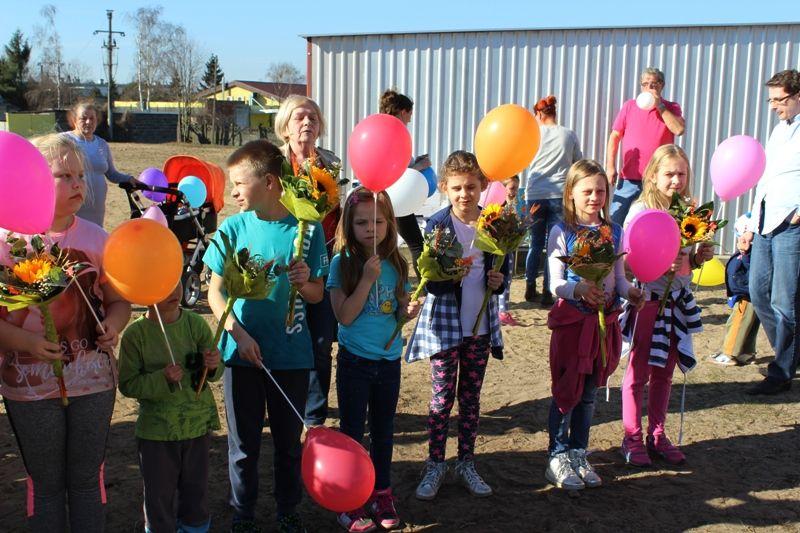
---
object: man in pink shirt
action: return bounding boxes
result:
[606,67,686,224]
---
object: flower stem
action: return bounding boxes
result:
[285,220,307,328]
[39,303,68,407]
[657,271,676,316]
[196,297,234,400]
[384,278,428,351]
[472,255,495,337]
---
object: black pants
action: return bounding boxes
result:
[305,289,337,425]
[224,365,309,521]
[137,435,210,533]
[396,214,424,279]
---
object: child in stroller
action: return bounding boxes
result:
[120,156,224,307]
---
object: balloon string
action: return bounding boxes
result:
[70,276,114,357]
[153,305,182,390]
[373,192,378,309]
[258,360,307,428]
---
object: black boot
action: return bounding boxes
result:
[540,290,554,307]
[525,282,537,302]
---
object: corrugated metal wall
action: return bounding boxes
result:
[308,23,800,251]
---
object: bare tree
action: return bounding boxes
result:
[34,4,65,108]
[129,6,166,110]
[265,61,305,98]
[162,24,203,142]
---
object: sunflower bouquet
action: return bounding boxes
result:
[0,235,90,406]
[557,224,626,367]
[196,231,281,397]
[280,158,345,327]
[470,203,530,336]
[658,193,727,314]
[384,227,473,349]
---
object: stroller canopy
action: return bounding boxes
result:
[163,155,226,213]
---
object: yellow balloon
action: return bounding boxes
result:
[691,257,726,287]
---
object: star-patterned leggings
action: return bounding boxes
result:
[427,335,491,462]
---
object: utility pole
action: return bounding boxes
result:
[94,10,124,140]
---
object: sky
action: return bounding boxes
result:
[2,0,798,85]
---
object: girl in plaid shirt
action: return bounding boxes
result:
[408,151,508,501]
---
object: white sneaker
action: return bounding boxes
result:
[545,452,585,490]
[415,459,447,500]
[454,459,492,497]
[568,449,602,488]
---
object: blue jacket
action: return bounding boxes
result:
[725,251,751,304]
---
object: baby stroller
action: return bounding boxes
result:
[119,156,225,307]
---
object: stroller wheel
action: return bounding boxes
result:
[181,270,201,308]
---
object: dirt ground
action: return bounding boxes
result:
[1,142,799,532]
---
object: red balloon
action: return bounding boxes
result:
[301,426,375,512]
[348,114,412,193]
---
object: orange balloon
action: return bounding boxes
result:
[103,218,184,306]
[474,104,541,181]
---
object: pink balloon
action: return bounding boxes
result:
[0,132,55,234]
[142,205,168,227]
[710,135,766,201]
[479,181,507,207]
[348,114,412,192]
[623,209,680,283]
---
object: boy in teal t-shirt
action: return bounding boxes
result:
[119,281,222,533]
[203,140,327,533]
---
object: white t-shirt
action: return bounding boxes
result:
[452,217,488,336]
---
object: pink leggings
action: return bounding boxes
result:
[622,301,679,438]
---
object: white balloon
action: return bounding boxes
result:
[385,168,428,217]
[636,92,656,110]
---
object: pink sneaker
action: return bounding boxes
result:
[499,312,519,326]
[369,487,400,530]
[647,434,686,465]
[621,435,652,467]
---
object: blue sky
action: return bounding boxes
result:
[2,1,797,84]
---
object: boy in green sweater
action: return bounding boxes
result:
[119,281,222,533]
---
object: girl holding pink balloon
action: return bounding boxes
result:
[327,187,419,532]
[0,133,131,532]
[620,145,714,467]
[407,151,508,502]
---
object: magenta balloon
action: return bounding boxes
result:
[623,209,681,283]
[0,132,55,234]
[348,114,412,193]
[710,135,766,201]
[479,181,507,207]
[138,167,169,202]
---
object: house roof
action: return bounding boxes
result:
[197,80,307,99]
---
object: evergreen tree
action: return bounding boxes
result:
[0,29,32,108]
[200,54,223,91]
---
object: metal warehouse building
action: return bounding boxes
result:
[304,22,800,250]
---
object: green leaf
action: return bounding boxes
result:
[279,181,324,222]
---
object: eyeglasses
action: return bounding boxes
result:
[640,82,662,89]
[766,93,797,105]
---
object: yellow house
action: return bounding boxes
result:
[198,80,307,129]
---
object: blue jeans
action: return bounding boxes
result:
[749,222,800,381]
[336,347,401,490]
[610,179,644,226]
[525,198,563,291]
[547,372,598,456]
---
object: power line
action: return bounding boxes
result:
[93,10,124,140]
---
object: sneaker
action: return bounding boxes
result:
[568,449,602,488]
[337,508,376,533]
[277,513,306,533]
[545,452,584,490]
[621,435,652,467]
[415,459,447,500]
[454,459,492,497]
[540,291,554,307]
[524,282,537,302]
[646,434,686,465]
[499,311,520,326]
[231,520,262,533]
[709,353,738,366]
[369,488,400,530]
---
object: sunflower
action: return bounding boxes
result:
[681,216,708,241]
[477,204,503,230]
[308,165,340,210]
[13,257,53,285]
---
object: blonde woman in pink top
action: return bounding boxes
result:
[0,134,130,532]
